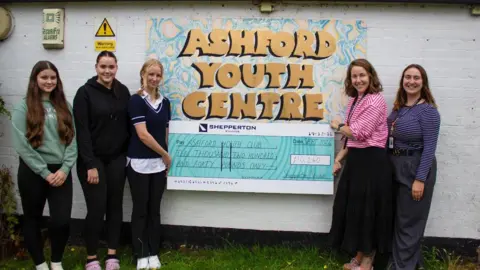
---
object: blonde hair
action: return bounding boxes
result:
[137,58,164,99]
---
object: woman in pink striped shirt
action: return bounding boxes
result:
[328,59,393,270]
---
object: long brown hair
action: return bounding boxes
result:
[393,64,437,111]
[26,61,74,148]
[344,58,383,97]
[137,58,164,99]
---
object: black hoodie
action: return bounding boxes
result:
[73,76,131,169]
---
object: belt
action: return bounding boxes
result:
[389,148,423,156]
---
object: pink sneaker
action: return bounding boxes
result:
[352,266,373,270]
[344,257,360,269]
[105,258,120,270]
[85,261,102,270]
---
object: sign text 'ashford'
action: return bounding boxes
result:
[178,29,337,121]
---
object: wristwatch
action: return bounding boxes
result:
[337,123,345,131]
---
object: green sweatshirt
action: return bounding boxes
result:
[11,98,77,179]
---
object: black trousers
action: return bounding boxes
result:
[77,154,126,256]
[127,165,167,258]
[18,159,72,265]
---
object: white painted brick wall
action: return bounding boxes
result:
[0,1,479,239]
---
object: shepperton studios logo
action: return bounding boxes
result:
[199,123,208,132]
[199,123,257,134]
[198,123,257,133]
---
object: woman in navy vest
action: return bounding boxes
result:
[127,58,172,269]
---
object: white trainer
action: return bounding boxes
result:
[50,262,64,270]
[36,262,50,270]
[137,257,149,270]
[148,255,161,269]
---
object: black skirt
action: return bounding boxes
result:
[329,147,393,255]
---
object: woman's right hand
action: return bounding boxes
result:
[333,160,342,176]
[330,119,340,130]
[87,168,99,184]
[162,153,172,173]
[46,173,56,186]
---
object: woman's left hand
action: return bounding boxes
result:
[50,170,67,187]
[330,119,340,130]
[333,161,342,176]
[412,180,424,201]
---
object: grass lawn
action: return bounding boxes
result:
[0,244,477,269]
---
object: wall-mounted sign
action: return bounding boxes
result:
[95,18,115,37]
[146,17,367,195]
[94,39,116,52]
[42,8,64,49]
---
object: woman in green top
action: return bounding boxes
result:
[11,61,77,270]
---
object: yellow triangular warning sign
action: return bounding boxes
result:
[95,18,115,37]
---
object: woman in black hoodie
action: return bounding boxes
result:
[73,51,130,270]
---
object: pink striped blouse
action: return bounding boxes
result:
[344,93,388,149]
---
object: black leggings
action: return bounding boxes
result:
[127,165,166,258]
[77,154,126,257]
[18,159,72,265]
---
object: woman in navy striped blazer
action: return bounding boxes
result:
[387,64,440,270]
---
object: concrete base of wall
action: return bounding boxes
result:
[67,218,480,258]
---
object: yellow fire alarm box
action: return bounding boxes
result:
[42,8,64,49]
